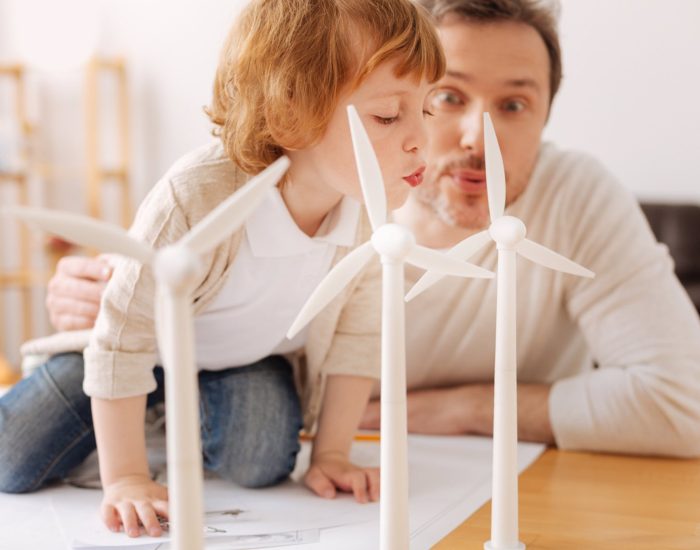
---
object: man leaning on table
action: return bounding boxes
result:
[359,0,700,458]
[9,0,700,459]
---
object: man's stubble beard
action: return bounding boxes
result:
[415,150,493,231]
[414,172,491,232]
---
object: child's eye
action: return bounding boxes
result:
[374,115,398,125]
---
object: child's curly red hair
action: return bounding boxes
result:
[207,0,445,174]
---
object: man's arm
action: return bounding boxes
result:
[360,383,554,444]
[546,165,700,457]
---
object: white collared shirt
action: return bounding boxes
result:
[193,187,361,369]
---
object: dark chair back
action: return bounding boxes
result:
[640,202,700,315]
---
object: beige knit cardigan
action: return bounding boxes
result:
[27,142,381,430]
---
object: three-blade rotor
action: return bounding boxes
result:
[288,106,493,339]
[406,112,593,302]
[3,156,290,268]
[483,112,592,278]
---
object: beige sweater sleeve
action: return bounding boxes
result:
[83,177,191,398]
[83,143,247,399]
[546,152,700,457]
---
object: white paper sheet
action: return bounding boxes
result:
[52,478,376,547]
[0,435,545,549]
[73,529,321,550]
[284,435,544,550]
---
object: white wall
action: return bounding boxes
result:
[0,0,247,362]
[95,0,247,201]
[546,0,700,202]
[0,0,699,361]
[2,0,698,208]
[1,0,248,213]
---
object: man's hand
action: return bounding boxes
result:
[46,256,111,331]
[360,383,555,443]
[304,450,380,503]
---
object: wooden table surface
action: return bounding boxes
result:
[435,449,700,549]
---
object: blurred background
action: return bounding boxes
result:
[0,0,699,376]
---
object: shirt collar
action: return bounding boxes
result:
[245,187,361,258]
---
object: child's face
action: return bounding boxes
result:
[303,60,433,210]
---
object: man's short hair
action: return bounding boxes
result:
[207,0,445,175]
[418,0,562,106]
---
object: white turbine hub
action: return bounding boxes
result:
[489,216,526,250]
[153,245,204,290]
[371,223,415,260]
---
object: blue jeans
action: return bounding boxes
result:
[0,352,302,493]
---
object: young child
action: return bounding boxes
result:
[0,0,445,538]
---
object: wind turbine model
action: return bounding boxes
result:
[407,113,594,550]
[287,105,494,550]
[3,157,290,550]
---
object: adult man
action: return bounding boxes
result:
[15,0,700,457]
[362,0,700,456]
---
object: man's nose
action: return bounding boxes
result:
[459,110,485,153]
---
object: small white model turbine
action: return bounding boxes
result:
[407,113,594,550]
[287,105,494,550]
[3,156,290,550]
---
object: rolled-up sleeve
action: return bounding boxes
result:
[83,178,189,399]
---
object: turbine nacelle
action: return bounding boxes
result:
[489,216,526,250]
[153,246,204,290]
[371,224,416,260]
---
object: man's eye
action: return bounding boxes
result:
[502,100,526,112]
[374,115,398,125]
[431,90,463,108]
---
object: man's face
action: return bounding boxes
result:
[417,18,551,230]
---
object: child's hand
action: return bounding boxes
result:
[101,474,169,538]
[304,451,380,503]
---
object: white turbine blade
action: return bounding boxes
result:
[287,241,375,338]
[483,112,506,222]
[179,156,290,255]
[517,238,594,278]
[446,229,492,259]
[405,271,443,302]
[405,229,492,301]
[406,245,494,280]
[347,105,387,230]
[3,206,153,264]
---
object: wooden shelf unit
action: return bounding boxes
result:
[0,58,133,377]
[0,63,37,374]
[85,57,132,228]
